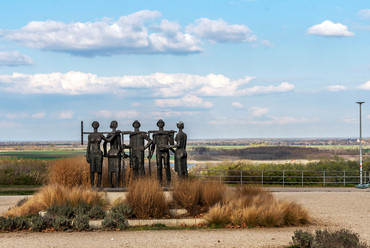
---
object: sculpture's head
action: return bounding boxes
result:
[157,119,165,128]
[110,120,118,129]
[92,121,100,129]
[132,120,141,128]
[177,121,184,129]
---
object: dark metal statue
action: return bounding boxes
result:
[103,120,123,188]
[86,121,116,188]
[125,120,152,179]
[168,121,188,178]
[149,119,175,185]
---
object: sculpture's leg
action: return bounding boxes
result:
[139,153,145,178]
[164,152,171,186]
[98,173,102,188]
[109,172,113,188]
[90,172,94,187]
[156,152,163,183]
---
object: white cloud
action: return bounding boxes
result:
[358,81,370,90]
[307,20,354,37]
[0,51,34,66]
[32,112,46,119]
[358,9,370,19]
[186,18,257,43]
[236,82,294,96]
[151,110,200,119]
[58,110,74,119]
[327,85,346,91]
[207,115,319,125]
[7,112,28,119]
[342,116,357,124]
[131,103,141,107]
[367,115,370,119]
[231,102,243,108]
[0,10,202,56]
[154,94,213,108]
[0,71,294,97]
[94,110,139,119]
[0,121,22,128]
[248,107,269,117]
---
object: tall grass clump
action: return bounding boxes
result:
[5,184,106,217]
[48,157,90,187]
[172,179,226,216]
[125,177,167,219]
[204,185,311,228]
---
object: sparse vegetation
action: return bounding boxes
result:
[5,184,106,217]
[204,185,310,228]
[290,229,369,248]
[125,177,168,219]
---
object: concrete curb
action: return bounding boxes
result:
[90,218,205,228]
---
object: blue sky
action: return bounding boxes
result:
[0,0,370,141]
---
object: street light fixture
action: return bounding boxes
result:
[356,101,365,185]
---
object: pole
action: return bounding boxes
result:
[356,102,365,185]
[81,121,83,145]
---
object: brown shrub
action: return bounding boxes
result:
[202,181,227,208]
[48,157,90,187]
[205,185,311,228]
[5,184,106,217]
[204,203,232,226]
[172,179,204,215]
[125,177,168,219]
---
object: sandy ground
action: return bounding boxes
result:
[1,188,370,248]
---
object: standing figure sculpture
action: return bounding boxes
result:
[126,120,152,179]
[168,121,188,178]
[86,121,114,188]
[103,120,123,188]
[149,119,174,186]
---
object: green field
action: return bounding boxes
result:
[0,150,85,160]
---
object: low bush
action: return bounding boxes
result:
[47,206,75,218]
[125,177,167,219]
[30,215,46,232]
[88,205,106,219]
[73,215,90,231]
[53,216,72,231]
[110,204,133,219]
[101,212,127,231]
[291,229,369,248]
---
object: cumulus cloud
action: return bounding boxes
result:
[186,18,257,43]
[7,112,28,119]
[0,121,22,128]
[151,110,200,119]
[154,94,213,108]
[307,20,354,37]
[0,71,294,97]
[32,112,46,119]
[248,107,269,117]
[0,10,202,57]
[0,51,34,66]
[358,9,370,19]
[358,81,370,90]
[207,115,319,125]
[58,110,74,119]
[231,102,243,108]
[94,110,139,119]
[327,85,346,91]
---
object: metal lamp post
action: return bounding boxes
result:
[356,101,365,185]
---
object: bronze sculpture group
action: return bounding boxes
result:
[84,119,187,188]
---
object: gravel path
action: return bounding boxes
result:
[1,189,369,248]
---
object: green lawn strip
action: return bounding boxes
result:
[0,185,41,189]
[0,190,37,195]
